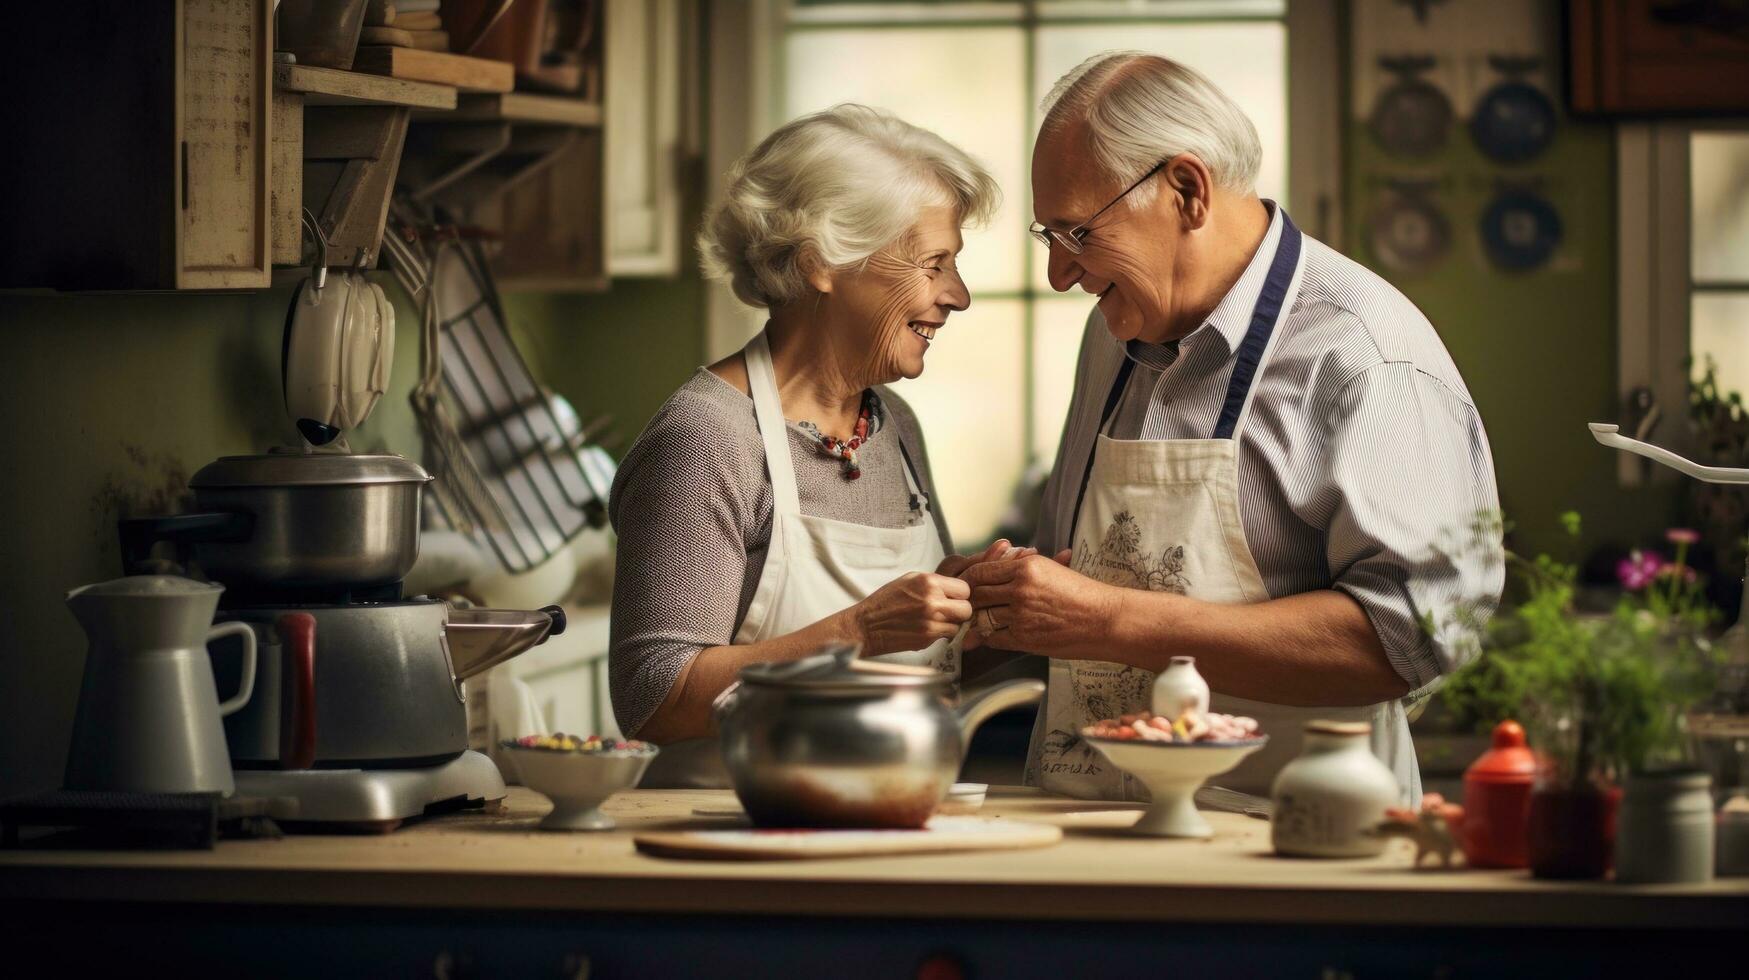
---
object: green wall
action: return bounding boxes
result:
[1343,117,1682,560]
[0,268,706,797]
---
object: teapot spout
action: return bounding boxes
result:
[953,679,1045,753]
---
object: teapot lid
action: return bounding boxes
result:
[1464,719,1538,784]
[67,575,223,599]
[739,644,951,691]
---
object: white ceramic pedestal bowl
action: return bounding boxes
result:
[504,745,658,831]
[1087,736,1269,838]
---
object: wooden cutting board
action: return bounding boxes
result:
[352,46,513,93]
[634,817,1062,861]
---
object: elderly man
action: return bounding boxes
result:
[959,53,1502,804]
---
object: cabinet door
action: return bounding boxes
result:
[177,0,273,288]
[604,0,684,277]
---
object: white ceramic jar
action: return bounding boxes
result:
[1270,720,1400,858]
[1151,656,1210,718]
[1614,769,1715,884]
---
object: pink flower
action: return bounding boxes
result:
[1666,528,1701,546]
[1616,550,1666,591]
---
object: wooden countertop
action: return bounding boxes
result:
[4,788,1745,929]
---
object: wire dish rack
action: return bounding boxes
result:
[385,205,613,574]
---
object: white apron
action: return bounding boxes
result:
[1024,213,1418,805]
[640,329,955,787]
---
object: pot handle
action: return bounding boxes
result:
[118,512,255,575]
[275,613,318,770]
[541,604,567,637]
[208,620,258,717]
[953,679,1045,753]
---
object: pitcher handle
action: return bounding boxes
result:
[275,613,318,770]
[208,620,258,716]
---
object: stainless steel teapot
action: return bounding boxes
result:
[715,645,1044,828]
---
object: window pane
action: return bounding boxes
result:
[898,299,1027,547]
[1031,24,1288,293]
[783,28,1028,293]
[1032,296,1098,462]
[1692,291,1749,397]
[1693,133,1749,284]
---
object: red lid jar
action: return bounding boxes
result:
[1461,719,1538,868]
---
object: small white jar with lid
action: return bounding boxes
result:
[1151,656,1210,718]
[1270,720,1400,858]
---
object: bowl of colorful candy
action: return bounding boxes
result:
[1082,709,1268,839]
[501,734,659,831]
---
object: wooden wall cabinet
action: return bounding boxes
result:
[1,1,272,290]
[1570,0,1749,114]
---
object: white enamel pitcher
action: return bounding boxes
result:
[63,575,257,795]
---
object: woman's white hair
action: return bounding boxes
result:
[1040,52,1261,207]
[699,104,999,309]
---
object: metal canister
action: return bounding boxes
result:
[1614,769,1716,884]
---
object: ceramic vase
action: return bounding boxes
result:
[1270,720,1400,858]
[1151,656,1210,718]
[1526,776,1619,880]
[1717,796,1749,877]
[1614,769,1715,884]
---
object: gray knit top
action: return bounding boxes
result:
[608,369,952,736]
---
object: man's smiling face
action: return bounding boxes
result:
[1031,122,1188,345]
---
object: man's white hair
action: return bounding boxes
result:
[699,104,999,310]
[1040,52,1261,208]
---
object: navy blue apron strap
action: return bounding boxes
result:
[1211,212,1301,440]
[1066,357,1137,547]
[894,426,931,515]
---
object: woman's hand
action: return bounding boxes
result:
[936,538,1038,579]
[853,571,974,656]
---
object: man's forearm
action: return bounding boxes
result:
[1103,587,1410,706]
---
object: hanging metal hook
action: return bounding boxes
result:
[300,208,331,290]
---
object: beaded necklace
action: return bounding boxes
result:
[796,389,883,480]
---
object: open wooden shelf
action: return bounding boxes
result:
[274,63,456,110]
[434,92,603,127]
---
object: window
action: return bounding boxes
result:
[1689,132,1749,396]
[708,0,1336,543]
[1616,122,1749,485]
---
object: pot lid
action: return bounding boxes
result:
[1304,720,1372,737]
[192,450,431,488]
[67,575,222,598]
[739,644,950,691]
[1465,719,1538,784]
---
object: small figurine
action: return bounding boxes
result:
[1368,792,1467,868]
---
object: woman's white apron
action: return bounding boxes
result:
[640,329,955,787]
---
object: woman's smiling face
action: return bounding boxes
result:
[827,205,971,384]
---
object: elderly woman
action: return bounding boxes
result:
[609,105,1006,786]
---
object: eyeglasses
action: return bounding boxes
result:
[1028,159,1169,255]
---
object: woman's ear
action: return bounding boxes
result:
[1165,154,1214,230]
[800,248,834,295]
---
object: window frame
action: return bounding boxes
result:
[701,0,1341,539]
[1615,119,1749,487]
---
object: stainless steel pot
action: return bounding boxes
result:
[715,646,1045,829]
[120,451,431,589]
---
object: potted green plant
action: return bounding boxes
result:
[1430,513,1722,879]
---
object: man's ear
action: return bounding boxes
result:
[1165,154,1214,231]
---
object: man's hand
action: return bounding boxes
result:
[963,553,1122,657]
